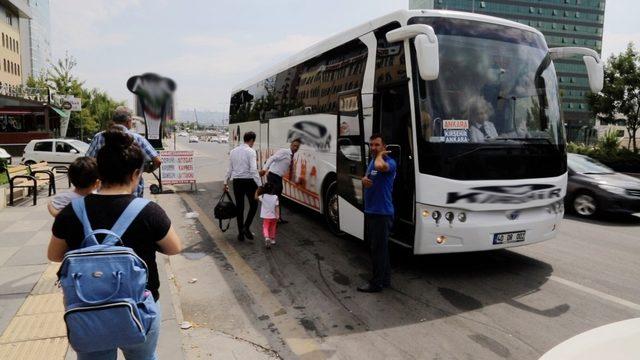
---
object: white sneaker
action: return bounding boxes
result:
[264,238,271,248]
[270,239,276,245]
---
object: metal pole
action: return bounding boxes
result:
[173,130,176,150]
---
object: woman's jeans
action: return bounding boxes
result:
[76,303,161,360]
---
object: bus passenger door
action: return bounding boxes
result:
[374,79,415,247]
[336,91,366,239]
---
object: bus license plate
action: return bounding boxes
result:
[493,231,526,245]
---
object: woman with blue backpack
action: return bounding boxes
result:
[48,129,182,360]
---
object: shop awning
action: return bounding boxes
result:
[50,107,70,118]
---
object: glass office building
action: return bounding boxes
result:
[28,0,51,77]
[409,0,606,140]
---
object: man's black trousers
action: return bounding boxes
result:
[232,178,258,233]
[365,213,392,289]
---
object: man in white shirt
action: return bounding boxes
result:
[259,139,301,224]
[224,131,261,241]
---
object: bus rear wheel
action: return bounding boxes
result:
[324,181,343,235]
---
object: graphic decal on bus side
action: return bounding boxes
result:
[287,121,331,152]
[446,184,562,204]
[282,144,322,210]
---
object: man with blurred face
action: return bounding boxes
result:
[86,106,161,197]
[259,139,301,224]
[358,133,397,293]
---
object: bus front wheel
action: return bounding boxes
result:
[324,181,343,235]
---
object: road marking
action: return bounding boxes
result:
[549,276,640,312]
[180,193,325,359]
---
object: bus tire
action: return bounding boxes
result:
[324,181,344,235]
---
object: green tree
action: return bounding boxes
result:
[46,53,84,96]
[28,53,124,140]
[588,43,640,152]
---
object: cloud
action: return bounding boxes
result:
[601,32,640,59]
[182,35,235,48]
[149,34,323,111]
[162,34,323,77]
[51,0,141,51]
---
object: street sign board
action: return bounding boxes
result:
[53,95,82,111]
[159,150,196,185]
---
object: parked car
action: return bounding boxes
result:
[188,135,199,143]
[0,147,11,164]
[540,318,640,360]
[566,153,640,218]
[178,131,189,137]
[21,139,90,165]
[219,136,228,144]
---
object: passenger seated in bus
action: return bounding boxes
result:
[467,96,498,142]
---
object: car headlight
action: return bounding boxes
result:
[599,184,627,195]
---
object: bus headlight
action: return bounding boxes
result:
[422,209,430,218]
[445,212,454,223]
[457,212,467,222]
[436,235,447,244]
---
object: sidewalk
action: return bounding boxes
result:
[152,186,281,360]
[0,187,184,359]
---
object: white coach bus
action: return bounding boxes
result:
[228,9,603,254]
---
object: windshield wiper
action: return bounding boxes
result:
[582,171,615,175]
[448,145,515,161]
[490,137,552,144]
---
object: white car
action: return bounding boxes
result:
[178,131,189,137]
[219,136,228,144]
[188,135,199,143]
[0,147,11,164]
[21,139,90,165]
[540,318,640,359]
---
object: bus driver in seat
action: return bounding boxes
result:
[467,96,498,142]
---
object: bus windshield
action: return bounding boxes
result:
[410,17,566,180]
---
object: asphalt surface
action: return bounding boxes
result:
[170,137,640,360]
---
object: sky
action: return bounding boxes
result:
[50,0,638,115]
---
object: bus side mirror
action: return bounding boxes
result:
[386,24,439,81]
[414,34,439,81]
[583,56,603,93]
[549,47,603,93]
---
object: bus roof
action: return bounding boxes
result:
[231,9,544,93]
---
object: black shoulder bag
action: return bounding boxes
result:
[214,190,238,232]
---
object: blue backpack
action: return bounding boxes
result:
[58,197,158,353]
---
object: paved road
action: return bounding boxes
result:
[172,138,640,359]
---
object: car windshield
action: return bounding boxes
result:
[412,17,563,145]
[569,155,614,174]
[70,140,89,152]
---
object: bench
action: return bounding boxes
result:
[51,165,71,188]
[28,162,57,198]
[1,164,38,206]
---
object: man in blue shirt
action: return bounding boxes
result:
[86,106,161,197]
[358,133,396,293]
